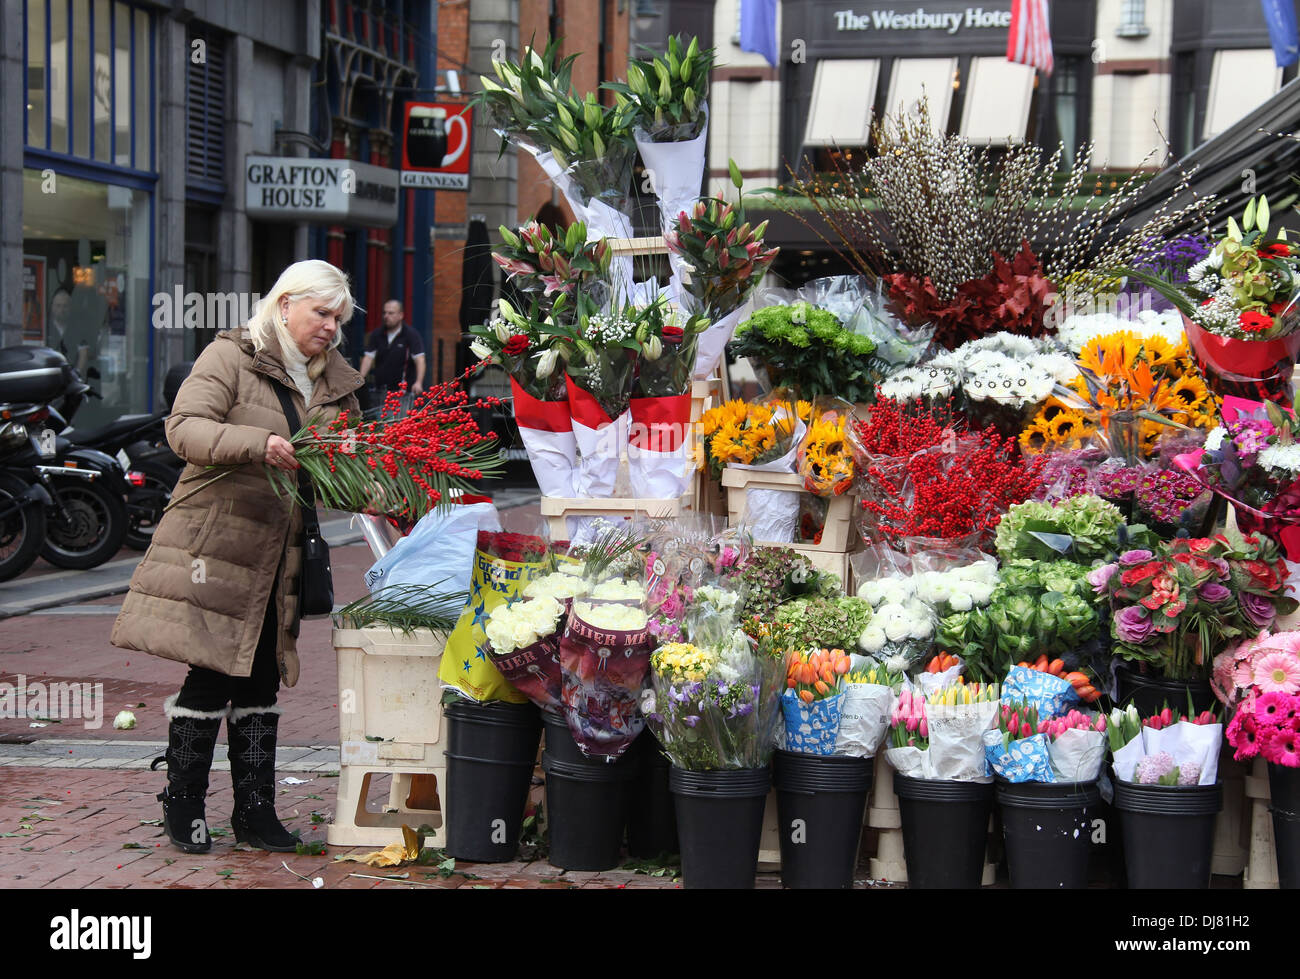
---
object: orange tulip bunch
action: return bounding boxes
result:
[786,647,852,704]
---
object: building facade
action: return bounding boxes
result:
[0,0,455,428]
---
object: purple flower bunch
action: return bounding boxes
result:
[1033,448,1106,502]
[1136,469,1210,526]
[1134,750,1202,785]
[1095,465,1143,500]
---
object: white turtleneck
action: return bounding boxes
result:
[280,337,316,405]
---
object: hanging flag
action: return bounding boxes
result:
[740,0,779,69]
[1262,0,1300,67]
[1007,0,1054,75]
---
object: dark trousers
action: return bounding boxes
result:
[175,591,281,713]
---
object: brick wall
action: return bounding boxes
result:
[431,0,472,380]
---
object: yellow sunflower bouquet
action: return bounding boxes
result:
[797,403,857,497]
[1019,330,1218,461]
[697,394,812,480]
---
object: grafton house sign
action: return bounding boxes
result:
[833,6,1011,32]
[244,156,400,228]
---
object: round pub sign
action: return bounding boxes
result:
[401,102,473,190]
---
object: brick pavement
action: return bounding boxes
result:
[0,508,781,889]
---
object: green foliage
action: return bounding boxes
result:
[604,34,714,142]
[731,302,881,402]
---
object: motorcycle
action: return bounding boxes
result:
[0,346,129,575]
[61,362,192,550]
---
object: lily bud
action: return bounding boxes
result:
[492,319,512,343]
[644,335,663,361]
[535,347,559,379]
[469,340,493,361]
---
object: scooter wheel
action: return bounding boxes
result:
[0,472,47,582]
[125,462,179,551]
[40,476,128,570]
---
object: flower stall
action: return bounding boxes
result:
[289,41,1300,893]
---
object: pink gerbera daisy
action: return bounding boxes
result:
[1254,651,1300,694]
[1228,710,1260,760]
[1255,691,1293,725]
[1261,726,1300,768]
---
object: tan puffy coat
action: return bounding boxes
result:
[111,328,362,687]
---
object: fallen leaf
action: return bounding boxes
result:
[334,844,408,868]
[122,843,148,850]
[138,819,163,827]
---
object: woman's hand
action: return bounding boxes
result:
[265,434,299,471]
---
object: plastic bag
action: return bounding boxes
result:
[834,682,894,757]
[797,399,857,498]
[365,503,500,593]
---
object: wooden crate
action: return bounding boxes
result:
[720,468,855,552]
[539,493,694,541]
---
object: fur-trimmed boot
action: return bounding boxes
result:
[227,705,299,852]
[152,695,227,854]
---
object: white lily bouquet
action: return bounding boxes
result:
[604,34,714,232]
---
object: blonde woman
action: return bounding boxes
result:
[112,260,363,853]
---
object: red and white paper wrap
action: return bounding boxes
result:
[510,377,577,498]
[628,393,694,499]
[566,376,627,499]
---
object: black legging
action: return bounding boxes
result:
[175,589,281,713]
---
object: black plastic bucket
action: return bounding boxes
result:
[669,766,771,889]
[1113,780,1222,888]
[443,699,542,863]
[627,730,679,858]
[540,713,639,871]
[772,750,872,889]
[996,778,1100,889]
[1269,763,1300,889]
[1114,662,1214,717]
[894,773,994,889]
[541,752,638,871]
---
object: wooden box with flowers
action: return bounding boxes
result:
[701,395,859,580]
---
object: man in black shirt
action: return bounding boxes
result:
[360,300,426,407]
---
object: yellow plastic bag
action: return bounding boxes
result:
[438,540,552,703]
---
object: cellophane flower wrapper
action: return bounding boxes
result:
[558,600,654,760]
[1001,665,1080,720]
[635,106,709,234]
[887,697,998,781]
[529,147,637,298]
[1049,727,1107,782]
[797,400,858,498]
[647,628,785,770]
[833,681,894,757]
[438,533,554,703]
[984,730,1055,782]
[488,632,565,713]
[1115,721,1222,785]
[781,688,844,755]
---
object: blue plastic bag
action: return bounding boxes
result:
[984,731,1055,782]
[1000,665,1079,720]
[365,503,500,593]
[781,689,844,755]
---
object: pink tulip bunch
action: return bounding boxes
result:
[889,688,929,750]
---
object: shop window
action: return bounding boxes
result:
[1171,51,1197,158]
[21,169,151,428]
[959,57,1036,144]
[1045,55,1084,167]
[1204,49,1283,140]
[803,59,880,148]
[883,58,957,135]
[23,0,153,170]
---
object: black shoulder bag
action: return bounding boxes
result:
[271,382,334,619]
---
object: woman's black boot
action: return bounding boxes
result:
[154,695,227,854]
[227,705,299,852]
